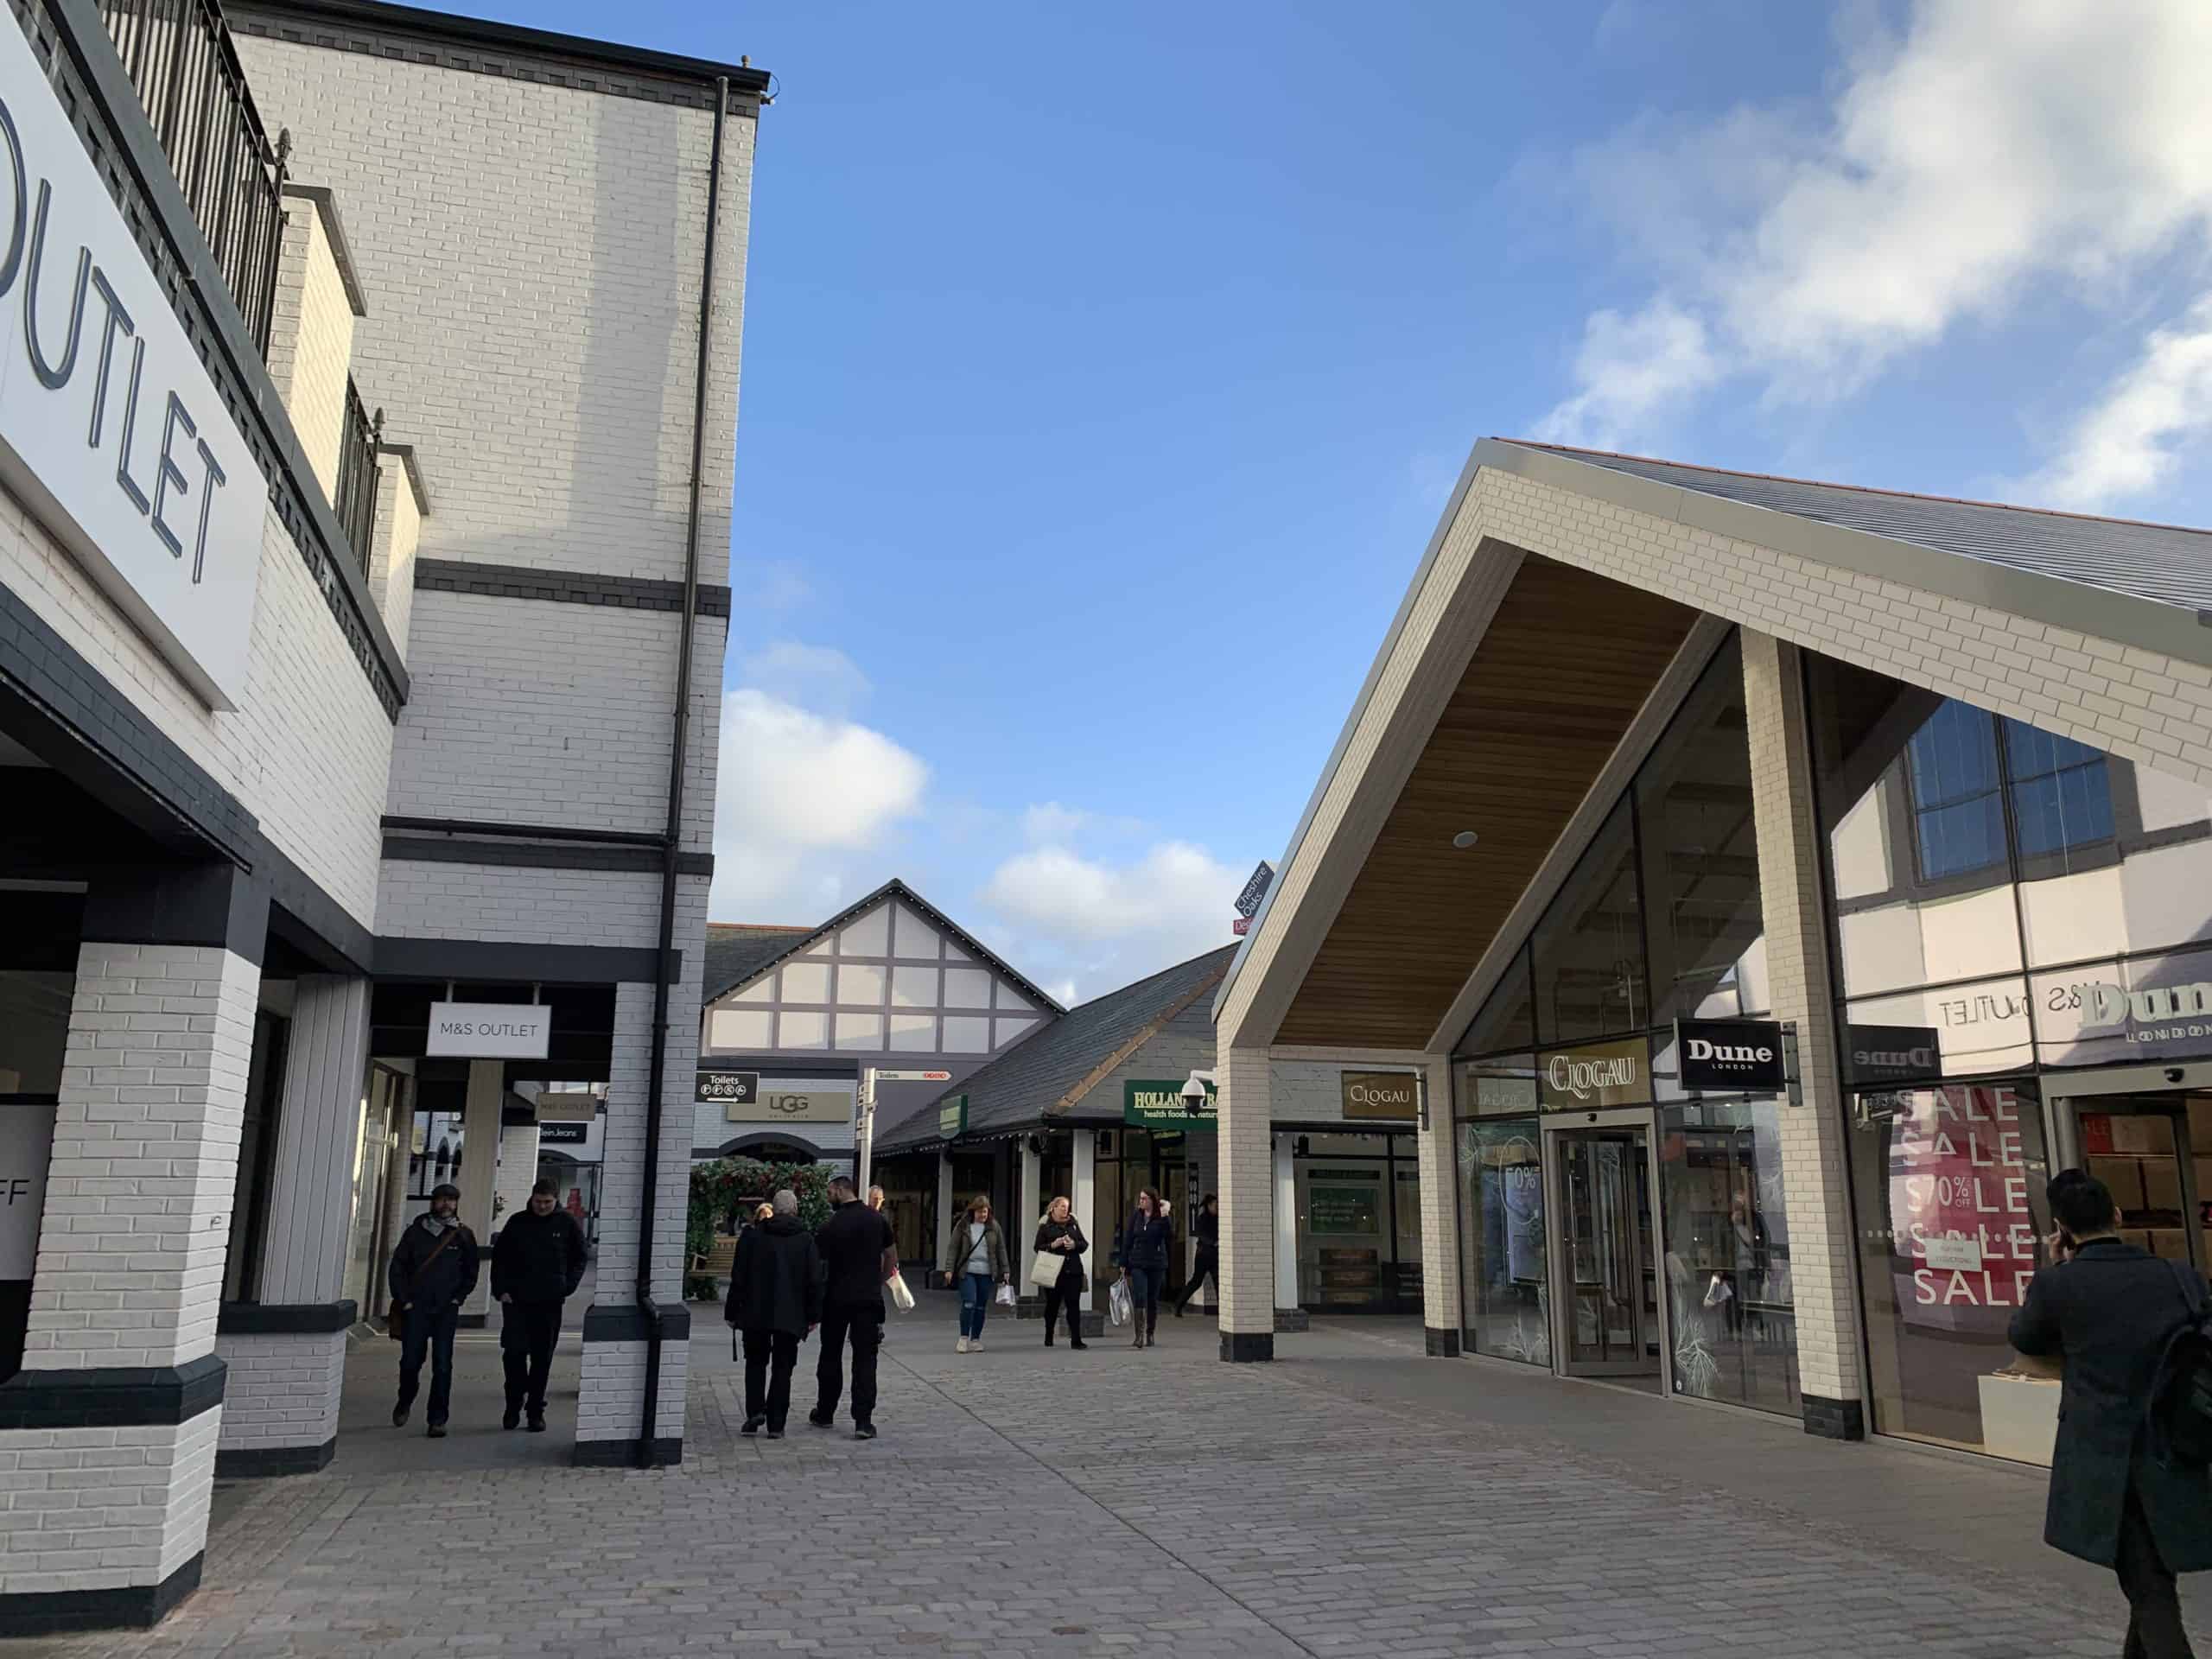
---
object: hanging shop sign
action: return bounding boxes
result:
[938,1095,968,1140]
[1538,1038,1650,1110]
[1842,1023,1943,1086]
[1124,1078,1217,1131]
[724,1088,853,1126]
[534,1091,599,1122]
[697,1071,759,1107]
[0,25,266,709]
[0,1100,55,1280]
[537,1121,588,1147]
[1675,1019,1787,1091]
[1340,1071,1418,1121]
[1234,861,1275,920]
[426,1002,551,1059]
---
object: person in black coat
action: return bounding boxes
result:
[491,1179,589,1433]
[1034,1197,1089,1350]
[1173,1193,1219,1317]
[810,1175,896,1440]
[387,1183,480,1437]
[723,1189,822,1438]
[2010,1169,2212,1659]
[1117,1188,1173,1350]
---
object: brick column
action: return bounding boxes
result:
[1217,1046,1274,1360]
[213,975,369,1478]
[1273,1135,1304,1329]
[456,1061,502,1321]
[575,879,703,1466]
[1742,629,1867,1440]
[0,864,265,1636]
[1416,1056,1463,1356]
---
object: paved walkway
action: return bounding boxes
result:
[9,1299,2206,1657]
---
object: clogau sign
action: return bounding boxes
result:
[1339,1071,1417,1121]
[1538,1039,1650,1109]
[0,26,264,708]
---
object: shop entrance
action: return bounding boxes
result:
[2050,1071,2211,1285]
[1546,1117,1663,1381]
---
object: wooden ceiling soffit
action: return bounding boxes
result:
[1275,555,1697,1050]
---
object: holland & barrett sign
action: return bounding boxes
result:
[1124,1078,1216,1130]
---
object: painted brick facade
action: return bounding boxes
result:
[0,1411,219,1598]
[1215,1046,1275,1344]
[210,1332,343,1454]
[262,199,357,503]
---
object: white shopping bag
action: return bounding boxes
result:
[1109,1277,1131,1326]
[994,1282,1017,1308]
[887,1271,915,1313]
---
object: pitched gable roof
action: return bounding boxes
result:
[877,945,1236,1152]
[700,878,1066,1014]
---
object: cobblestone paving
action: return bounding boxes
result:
[6,1307,2196,1658]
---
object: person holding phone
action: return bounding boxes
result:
[1117,1188,1173,1351]
[1034,1196,1089,1350]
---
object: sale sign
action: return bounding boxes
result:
[1885,1084,2044,1319]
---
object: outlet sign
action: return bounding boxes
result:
[1,1100,56,1279]
[426,1002,551,1059]
[0,24,265,709]
[1675,1020,1787,1091]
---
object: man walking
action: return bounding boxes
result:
[1174,1192,1220,1317]
[2011,1170,2211,1659]
[490,1178,589,1433]
[724,1189,821,1438]
[389,1182,480,1438]
[810,1174,896,1440]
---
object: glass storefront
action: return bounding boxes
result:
[1808,646,2212,1454]
[1292,1131,1419,1313]
[1448,633,1802,1414]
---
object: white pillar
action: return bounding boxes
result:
[1217,1045,1275,1358]
[457,1060,504,1319]
[1072,1128,1096,1313]
[936,1150,955,1270]
[1274,1134,1300,1315]
[495,1118,542,1234]
[1018,1137,1042,1293]
[214,975,371,1477]
[1414,1056,1463,1356]
[1743,629,1867,1440]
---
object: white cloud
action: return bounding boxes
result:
[2026,296,2212,510]
[1539,0,2212,497]
[740,641,871,716]
[709,688,927,919]
[981,839,1242,1002]
[1020,802,1088,844]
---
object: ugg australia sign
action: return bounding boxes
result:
[0,23,264,709]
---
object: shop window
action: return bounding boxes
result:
[1531,800,1646,1044]
[2005,721,2113,860]
[1904,702,2006,881]
[221,1013,289,1303]
[2019,738,2212,969]
[1456,1117,1547,1364]
[1455,950,1534,1058]
[1656,1101,1798,1416]
[1845,1079,2051,1454]
[1636,635,1767,1023]
[1840,975,2035,1082]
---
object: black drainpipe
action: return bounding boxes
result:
[636,73,728,1471]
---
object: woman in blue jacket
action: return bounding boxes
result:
[1117,1188,1173,1351]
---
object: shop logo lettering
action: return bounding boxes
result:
[1855,1044,1937,1071]
[2081,978,2212,1040]
[1683,1037,1772,1067]
[1545,1053,1637,1100]
[1346,1081,1413,1108]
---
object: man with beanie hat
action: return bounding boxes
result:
[491,1178,589,1432]
[388,1182,480,1437]
[723,1189,821,1438]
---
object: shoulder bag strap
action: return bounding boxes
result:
[420,1225,459,1274]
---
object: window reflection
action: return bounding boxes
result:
[1657,1101,1798,1416]
[1532,801,1645,1043]
[1455,1118,1548,1364]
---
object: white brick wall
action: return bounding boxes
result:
[231,46,753,589]
[1216,1046,1275,1338]
[0,1410,219,1596]
[367,457,422,658]
[21,944,259,1371]
[263,198,356,502]
[211,1332,343,1452]
[378,861,663,947]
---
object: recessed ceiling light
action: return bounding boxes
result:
[1452,830,1479,849]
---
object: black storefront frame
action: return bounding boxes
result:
[1286,1127,1420,1314]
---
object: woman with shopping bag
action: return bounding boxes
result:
[945,1195,1009,1353]
[1033,1196,1089,1350]
[1117,1188,1173,1351]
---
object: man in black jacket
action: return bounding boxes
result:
[1174,1193,1220,1317]
[810,1175,895,1440]
[2011,1169,2212,1659]
[388,1183,480,1437]
[491,1179,589,1433]
[724,1188,822,1437]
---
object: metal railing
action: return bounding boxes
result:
[334,379,383,573]
[97,0,288,353]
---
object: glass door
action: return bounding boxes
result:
[1549,1125,1662,1378]
[2052,1089,2208,1284]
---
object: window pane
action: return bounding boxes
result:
[2010,766,2112,860]
[1636,636,1766,1022]
[1840,976,2034,1079]
[1658,1100,1799,1417]
[836,963,886,1007]
[2020,741,2212,967]
[1531,800,1646,1044]
[780,962,829,1004]
[1455,950,1533,1058]
[1456,1118,1548,1364]
[1808,652,2023,995]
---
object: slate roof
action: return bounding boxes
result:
[877,945,1236,1153]
[1510,442,2212,616]
[698,879,1066,1014]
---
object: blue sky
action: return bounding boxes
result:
[490,0,2212,1002]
